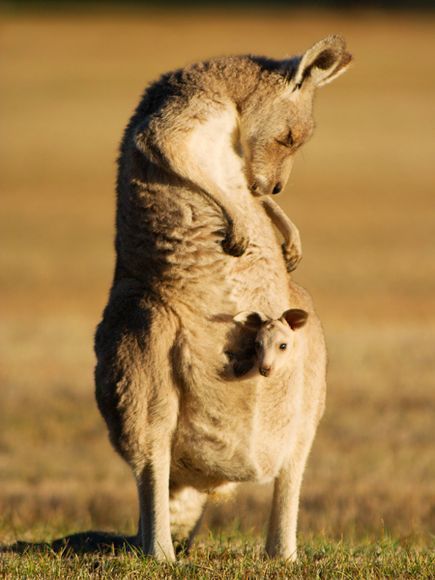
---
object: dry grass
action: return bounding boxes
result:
[1,6,434,567]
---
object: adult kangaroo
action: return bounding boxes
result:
[95,35,351,561]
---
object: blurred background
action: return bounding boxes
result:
[1,1,434,546]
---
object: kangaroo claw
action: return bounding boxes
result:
[222,232,249,257]
[282,243,302,272]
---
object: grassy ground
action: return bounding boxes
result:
[1,7,434,577]
[1,537,433,579]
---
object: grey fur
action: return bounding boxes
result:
[95,35,351,561]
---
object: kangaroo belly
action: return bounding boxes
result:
[170,317,303,491]
[170,374,300,490]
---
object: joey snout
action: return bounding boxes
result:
[259,365,272,377]
[258,354,274,377]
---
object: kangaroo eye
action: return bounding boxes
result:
[279,343,287,350]
[254,341,261,350]
[275,130,294,149]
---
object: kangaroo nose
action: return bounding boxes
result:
[272,183,282,195]
[259,366,271,377]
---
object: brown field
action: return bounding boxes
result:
[1,6,434,557]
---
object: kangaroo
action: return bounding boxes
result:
[231,308,309,378]
[95,35,351,561]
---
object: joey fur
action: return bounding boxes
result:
[231,308,309,378]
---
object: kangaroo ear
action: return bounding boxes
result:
[292,35,352,90]
[281,309,309,330]
[233,311,268,330]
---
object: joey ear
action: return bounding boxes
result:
[291,35,352,90]
[233,311,269,330]
[281,309,309,330]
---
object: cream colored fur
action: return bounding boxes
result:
[95,35,351,561]
[232,308,308,378]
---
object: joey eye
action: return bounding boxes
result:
[254,341,261,350]
[279,343,287,350]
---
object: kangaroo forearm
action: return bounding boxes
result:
[261,197,296,244]
[136,121,235,225]
[134,102,249,256]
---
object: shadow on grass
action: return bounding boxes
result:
[0,531,139,555]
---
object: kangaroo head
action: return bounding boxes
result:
[234,308,309,377]
[240,35,352,197]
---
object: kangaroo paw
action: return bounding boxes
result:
[282,243,302,272]
[222,229,249,257]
